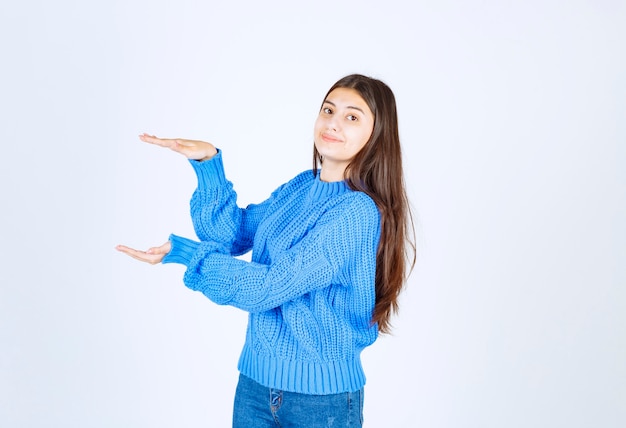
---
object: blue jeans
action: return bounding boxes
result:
[233,373,364,427]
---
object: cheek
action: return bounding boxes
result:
[354,128,372,148]
[362,124,374,145]
[313,117,324,134]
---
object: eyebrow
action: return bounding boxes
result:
[323,100,366,114]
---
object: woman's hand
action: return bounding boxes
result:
[139,133,218,161]
[115,241,172,265]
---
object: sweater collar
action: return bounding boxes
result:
[308,173,350,200]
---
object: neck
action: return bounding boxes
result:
[319,163,347,183]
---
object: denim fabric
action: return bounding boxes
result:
[233,373,364,427]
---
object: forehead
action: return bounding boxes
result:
[325,88,372,115]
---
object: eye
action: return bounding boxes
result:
[322,107,333,114]
[347,114,358,122]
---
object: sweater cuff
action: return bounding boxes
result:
[162,234,200,266]
[188,149,228,190]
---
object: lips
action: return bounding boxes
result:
[321,132,343,143]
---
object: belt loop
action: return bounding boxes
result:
[270,388,283,412]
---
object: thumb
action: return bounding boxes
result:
[147,242,171,255]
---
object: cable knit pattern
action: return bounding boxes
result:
[162,151,381,394]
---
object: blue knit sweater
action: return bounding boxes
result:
[162,151,381,394]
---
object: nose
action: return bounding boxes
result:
[326,116,339,132]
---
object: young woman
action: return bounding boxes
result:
[117,74,415,427]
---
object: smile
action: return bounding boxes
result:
[321,133,343,143]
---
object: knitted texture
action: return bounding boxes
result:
[162,151,381,394]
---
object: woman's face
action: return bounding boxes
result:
[314,87,374,179]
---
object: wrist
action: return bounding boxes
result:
[161,234,200,265]
[198,147,218,162]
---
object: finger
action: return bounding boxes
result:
[141,135,194,157]
[163,141,205,159]
[115,244,146,259]
[139,133,160,143]
[115,244,136,253]
[116,245,161,264]
[146,242,170,255]
[139,133,176,149]
[171,140,216,160]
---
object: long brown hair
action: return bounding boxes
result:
[313,74,416,334]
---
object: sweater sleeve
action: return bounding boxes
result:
[181,193,380,313]
[188,151,279,256]
[161,234,202,265]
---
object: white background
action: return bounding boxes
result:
[1,1,624,427]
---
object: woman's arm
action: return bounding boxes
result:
[166,194,381,313]
[187,152,279,255]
